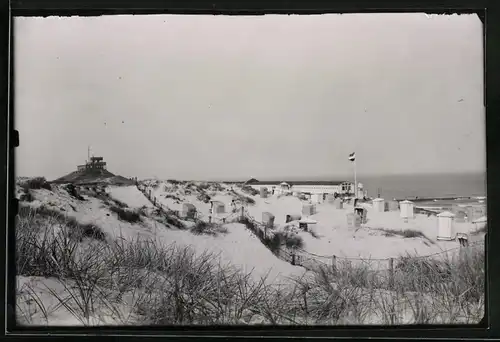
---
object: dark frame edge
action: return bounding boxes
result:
[3,1,498,340]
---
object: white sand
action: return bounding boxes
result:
[108,185,155,209]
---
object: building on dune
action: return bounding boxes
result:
[244,178,364,197]
[77,146,108,172]
[77,156,107,172]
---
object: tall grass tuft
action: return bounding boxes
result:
[20,177,52,191]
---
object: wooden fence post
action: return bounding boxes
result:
[332,255,337,273]
[389,258,394,289]
[153,197,156,206]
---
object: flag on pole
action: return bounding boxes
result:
[348,152,356,162]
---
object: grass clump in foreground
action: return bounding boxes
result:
[20,177,52,191]
[190,221,228,236]
[16,206,485,326]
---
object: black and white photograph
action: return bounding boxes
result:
[14,13,486,326]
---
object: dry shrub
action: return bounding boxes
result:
[109,206,142,223]
[15,204,485,326]
[21,177,52,191]
[190,221,228,236]
[379,228,435,244]
[241,186,259,196]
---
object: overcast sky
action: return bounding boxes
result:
[14,13,485,181]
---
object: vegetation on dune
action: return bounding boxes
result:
[109,206,142,224]
[167,179,187,185]
[15,201,485,326]
[19,190,35,202]
[63,184,86,201]
[197,192,211,204]
[230,190,255,205]
[16,205,106,279]
[18,177,52,202]
[237,216,304,254]
[164,194,182,203]
[378,228,435,244]
[20,177,52,191]
[166,216,186,229]
[241,185,259,196]
[190,221,228,236]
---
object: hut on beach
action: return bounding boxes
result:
[400,200,415,220]
[372,198,385,213]
[182,203,197,220]
[437,211,455,241]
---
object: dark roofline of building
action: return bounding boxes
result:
[245,179,352,186]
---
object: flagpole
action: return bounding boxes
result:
[354,157,357,200]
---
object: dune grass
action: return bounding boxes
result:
[109,206,142,224]
[16,206,485,326]
[378,228,435,244]
[190,221,228,236]
[20,177,52,191]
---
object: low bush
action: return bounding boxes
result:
[15,204,485,326]
[272,231,304,250]
[165,194,182,202]
[241,185,259,196]
[112,199,129,208]
[21,177,52,191]
[64,184,85,201]
[19,190,35,202]
[109,206,142,223]
[379,228,434,244]
[167,179,186,185]
[190,221,227,236]
[197,192,211,203]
